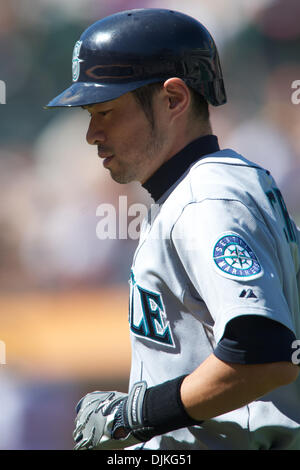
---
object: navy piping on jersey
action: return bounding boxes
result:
[142,134,296,365]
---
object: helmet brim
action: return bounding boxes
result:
[44,78,165,109]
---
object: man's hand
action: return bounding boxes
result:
[73,382,152,450]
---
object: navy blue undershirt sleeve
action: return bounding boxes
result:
[214,315,296,364]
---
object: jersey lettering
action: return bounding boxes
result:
[129,271,174,347]
[266,188,296,244]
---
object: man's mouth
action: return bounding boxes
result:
[98,148,114,166]
[102,156,114,167]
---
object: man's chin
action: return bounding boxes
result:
[109,170,136,185]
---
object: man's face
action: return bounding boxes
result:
[84,91,168,184]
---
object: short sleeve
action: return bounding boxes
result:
[171,198,296,344]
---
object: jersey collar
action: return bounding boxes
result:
[142,134,220,202]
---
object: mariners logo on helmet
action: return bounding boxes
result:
[213,234,263,280]
[72,41,83,82]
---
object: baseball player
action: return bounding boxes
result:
[45,9,300,450]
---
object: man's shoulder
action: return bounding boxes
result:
[190,148,265,177]
[183,148,268,201]
[157,148,270,225]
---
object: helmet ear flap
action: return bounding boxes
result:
[204,79,227,107]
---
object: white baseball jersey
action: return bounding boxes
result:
[127,141,300,450]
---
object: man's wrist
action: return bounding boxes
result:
[112,376,203,443]
[142,375,203,437]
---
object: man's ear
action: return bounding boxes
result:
[163,78,191,118]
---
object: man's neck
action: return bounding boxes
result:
[142,134,220,202]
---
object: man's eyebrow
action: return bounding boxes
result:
[81,104,111,112]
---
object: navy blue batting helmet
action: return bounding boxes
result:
[45,9,226,108]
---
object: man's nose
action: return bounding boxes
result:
[86,118,106,145]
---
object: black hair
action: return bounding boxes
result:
[132,81,209,127]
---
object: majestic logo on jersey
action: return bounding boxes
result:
[129,271,174,347]
[72,41,83,82]
[213,234,263,280]
[239,288,257,298]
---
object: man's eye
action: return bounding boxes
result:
[98,110,111,116]
[86,109,111,117]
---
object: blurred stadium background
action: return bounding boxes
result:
[0,0,299,449]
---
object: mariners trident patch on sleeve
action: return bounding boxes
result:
[213,234,263,280]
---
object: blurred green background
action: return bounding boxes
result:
[0,0,299,449]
